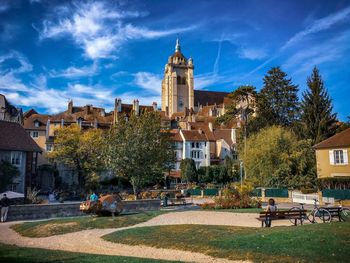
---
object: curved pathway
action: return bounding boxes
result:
[0,211,294,262]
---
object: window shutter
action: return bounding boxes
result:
[329,150,335,165]
[344,150,348,165]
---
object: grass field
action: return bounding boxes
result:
[12,211,164,238]
[0,243,179,263]
[103,221,350,263]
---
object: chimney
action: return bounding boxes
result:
[133,99,139,115]
[68,100,73,114]
[46,118,50,139]
[209,108,213,116]
[61,118,64,128]
[114,98,122,113]
[152,102,157,111]
[231,128,236,144]
[208,122,213,132]
[85,104,92,115]
[94,118,98,128]
[166,106,169,117]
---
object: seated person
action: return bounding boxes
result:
[90,192,98,202]
[265,198,277,227]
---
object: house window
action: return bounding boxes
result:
[32,131,39,138]
[191,142,195,148]
[46,144,53,152]
[191,150,202,159]
[11,152,22,166]
[330,149,348,165]
[196,142,200,148]
[34,121,39,128]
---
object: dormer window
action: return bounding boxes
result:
[34,121,40,128]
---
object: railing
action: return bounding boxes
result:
[292,192,318,204]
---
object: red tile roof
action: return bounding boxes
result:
[23,114,49,130]
[313,128,350,149]
[181,130,207,141]
[0,121,42,152]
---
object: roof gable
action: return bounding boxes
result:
[313,128,350,149]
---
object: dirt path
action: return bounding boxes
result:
[0,211,294,262]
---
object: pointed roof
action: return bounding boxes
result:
[171,38,186,59]
[313,128,350,149]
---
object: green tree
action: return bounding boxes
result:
[48,125,105,189]
[301,67,338,144]
[180,158,198,182]
[242,126,316,189]
[252,67,299,130]
[106,111,174,196]
[216,85,256,127]
[0,160,19,192]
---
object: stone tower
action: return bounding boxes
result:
[161,38,194,117]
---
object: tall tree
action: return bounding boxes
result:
[254,67,299,129]
[106,111,174,196]
[301,67,337,144]
[180,158,198,183]
[48,125,105,189]
[216,85,257,126]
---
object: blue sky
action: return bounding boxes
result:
[0,0,349,120]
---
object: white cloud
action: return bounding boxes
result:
[133,72,162,94]
[0,51,33,92]
[239,47,267,60]
[49,62,98,79]
[36,2,196,60]
[283,31,350,75]
[282,6,350,50]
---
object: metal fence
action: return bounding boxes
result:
[187,189,202,196]
[203,189,218,196]
[264,188,289,198]
[322,189,350,200]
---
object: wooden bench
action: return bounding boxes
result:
[257,210,307,227]
[322,207,342,221]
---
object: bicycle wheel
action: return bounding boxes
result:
[288,207,304,225]
[340,208,350,222]
[312,208,331,223]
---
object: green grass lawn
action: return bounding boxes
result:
[103,222,350,263]
[0,243,180,263]
[12,211,164,238]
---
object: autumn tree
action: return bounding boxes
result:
[106,111,175,196]
[301,67,337,144]
[48,125,105,189]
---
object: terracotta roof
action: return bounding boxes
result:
[171,51,186,59]
[23,113,50,130]
[181,130,207,141]
[213,129,233,145]
[194,90,229,106]
[0,121,42,152]
[23,109,38,118]
[169,129,183,142]
[313,128,350,149]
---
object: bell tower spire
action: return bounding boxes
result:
[175,37,181,52]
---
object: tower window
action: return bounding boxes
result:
[177,76,181,84]
[182,77,186,85]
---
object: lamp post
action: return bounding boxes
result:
[239,160,243,188]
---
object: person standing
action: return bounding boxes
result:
[1,194,10,222]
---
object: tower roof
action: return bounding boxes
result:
[171,38,186,59]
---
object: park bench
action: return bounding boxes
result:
[257,210,307,227]
[322,207,343,221]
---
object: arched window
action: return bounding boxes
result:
[182,77,187,85]
[177,76,181,84]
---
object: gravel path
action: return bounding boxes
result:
[0,211,294,262]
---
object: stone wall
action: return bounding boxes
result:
[7,199,161,221]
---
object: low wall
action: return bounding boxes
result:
[7,199,161,221]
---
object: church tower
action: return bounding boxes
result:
[161,38,194,117]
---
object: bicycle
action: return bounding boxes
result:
[335,199,350,222]
[288,199,331,225]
